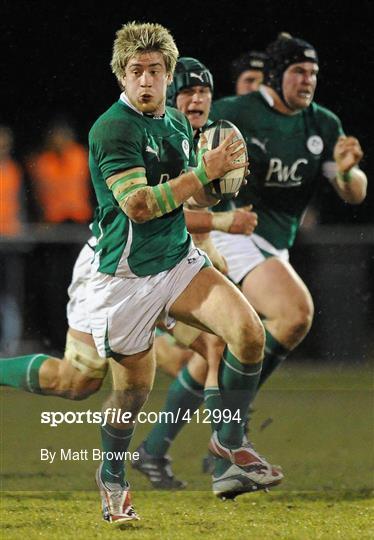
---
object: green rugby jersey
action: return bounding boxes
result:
[89,96,195,277]
[210,89,343,248]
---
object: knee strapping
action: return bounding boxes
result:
[65,332,108,379]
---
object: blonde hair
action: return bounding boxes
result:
[111,22,179,82]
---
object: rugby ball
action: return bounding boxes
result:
[202,119,247,200]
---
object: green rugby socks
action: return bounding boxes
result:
[100,423,134,487]
[0,354,49,393]
[218,347,262,448]
[204,386,222,432]
[258,330,289,389]
[144,366,204,457]
[241,330,289,436]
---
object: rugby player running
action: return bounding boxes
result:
[85,23,280,523]
[133,57,280,499]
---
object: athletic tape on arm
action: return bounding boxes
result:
[336,169,354,183]
[211,211,235,232]
[107,167,180,218]
[193,147,210,185]
[106,167,147,201]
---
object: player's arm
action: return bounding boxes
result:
[187,185,220,208]
[192,233,228,275]
[184,206,257,235]
[331,136,367,204]
[106,132,246,223]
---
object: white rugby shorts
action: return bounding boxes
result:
[210,232,289,284]
[87,246,207,357]
[66,238,96,333]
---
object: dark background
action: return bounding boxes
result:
[2,0,373,220]
[1,0,373,357]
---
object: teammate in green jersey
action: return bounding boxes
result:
[230,50,266,95]
[86,23,284,523]
[132,34,367,496]
[209,32,366,393]
[171,57,257,272]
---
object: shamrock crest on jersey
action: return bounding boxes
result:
[306,135,324,155]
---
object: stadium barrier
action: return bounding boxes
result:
[0,224,373,361]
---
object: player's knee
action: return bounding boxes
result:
[109,384,151,415]
[234,318,265,364]
[157,345,193,377]
[51,364,103,400]
[207,336,225,369]
[285,296,314,345]
[64,332,108,381]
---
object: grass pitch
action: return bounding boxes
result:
[1,363,373,539]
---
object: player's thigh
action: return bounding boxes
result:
[68,327,96,346]
[241,257,313,321]
[169,266,262,343]
[171,321,202,348]
[110,347,156,391]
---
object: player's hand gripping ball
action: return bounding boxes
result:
[201,120,248,200]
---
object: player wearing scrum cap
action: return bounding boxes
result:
[230,50,267,95]
[207,33,367,435]
[168,57,258,271]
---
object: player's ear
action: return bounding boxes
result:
[166,73,173,85]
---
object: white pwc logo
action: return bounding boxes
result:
[265,158,308,185]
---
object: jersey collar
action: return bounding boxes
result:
[259,86,274,108]
[119,92,165,119]
[120,92,143,115]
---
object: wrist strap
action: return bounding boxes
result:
[193,148,210,185]
[152,182,179,217]
[337,170,353,183]
[211,212,235,232]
